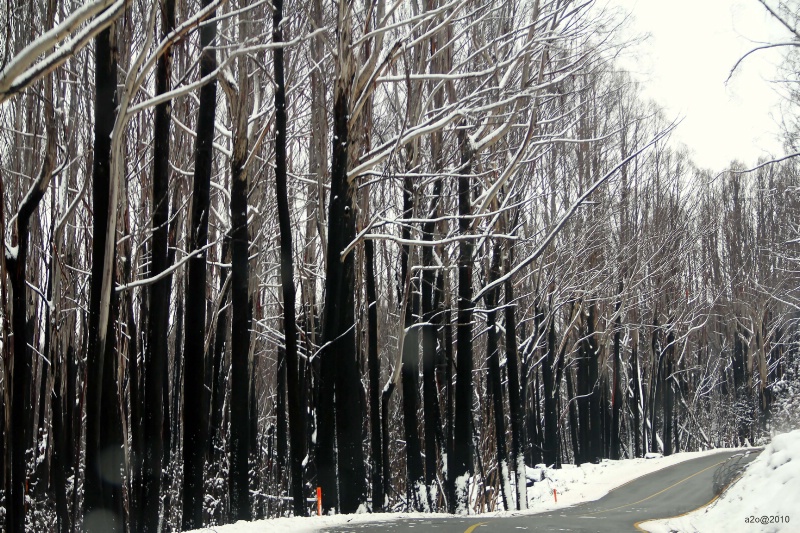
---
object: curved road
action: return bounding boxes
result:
[322,449,760,533]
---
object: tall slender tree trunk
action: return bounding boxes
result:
[449,133,474,513]
[365,238,383,511]
[543,310,558,467]
[84,24,125,532]
[229,85,252,526]
[182,0,218,525]
[273,2,307,511]
[663,330,675,456]
[421,178,443,510]
[6,119,55,533]
[485,246,508,511]
[400,177,424,510]
[610,289,622,460]
[320,0,366,512]
[503,237,526,509]
[632,329,641,458]
[141,0,175,529]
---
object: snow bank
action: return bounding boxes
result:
[184,447,743,533]
[640,430,800,533]
[514,448,736,514]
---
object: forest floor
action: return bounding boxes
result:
[640,429,799,533]
[187,445,763,533]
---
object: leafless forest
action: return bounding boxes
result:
[1,0,799,531]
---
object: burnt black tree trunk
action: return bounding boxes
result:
[365,238,383,511]
[273,0,307,511]
[141,0,175,529]
[576,308,590,464]
[277,347,288,481]
[586,303,602,461]
[503,235,527,508]
[449,133,475,513]
[5,117,55,533]
[567,364,580,463]
[610,288,622,460]
[632,330,641,457]
[400,175,424,510]
[543,306,559,467]
[320,4,367,511]
[485,246,508,511]
[421,178,443,509]
[182,0,217,526]
[84,25,125,532]
[230,93,253,524]
[663,330,675,456]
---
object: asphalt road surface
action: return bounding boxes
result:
[321,449,761,533]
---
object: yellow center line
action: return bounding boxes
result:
[587,459,727,516]
[464,521,488,533]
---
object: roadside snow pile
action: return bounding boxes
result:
[641,430,800,533]
[184,447,742,532]
[518,448,730,513]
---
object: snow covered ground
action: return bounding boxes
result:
[640,430,800,533]
[185,447,747,533]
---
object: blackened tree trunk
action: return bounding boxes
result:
[503,239,526,508]
[649,323,661,453]
[277,347,288,476]
[485,246,508,511]
[449,134,474,513]
[632,329,641,458]
[421,178,443,509]
[273,2,307,510]
[663,330,675,456]
[576,312,590,464]
[141,1,175,529]
[567,365,580,464]
[365,238,383,511]
[182,1,217,526]
[320,1,367,512]
[229,90,252,526]
[586,303,602,461]
[543,310,559,467]
[610,290,622,460]
[400,177,424,510]
[381,382,394,507]
[5,117,55,533]
[84,25,125,532]
[443,300,455,509]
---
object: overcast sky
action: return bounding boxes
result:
[604,0,791,170]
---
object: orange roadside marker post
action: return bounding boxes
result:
[317,486,322,516]
[553,488,557,503]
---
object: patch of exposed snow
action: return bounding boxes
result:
[640,430,800,533]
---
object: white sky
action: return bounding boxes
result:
[605,0,792,170]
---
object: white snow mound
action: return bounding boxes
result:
[641,429,800,533]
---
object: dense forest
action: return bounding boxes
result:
[1,0,799,531]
